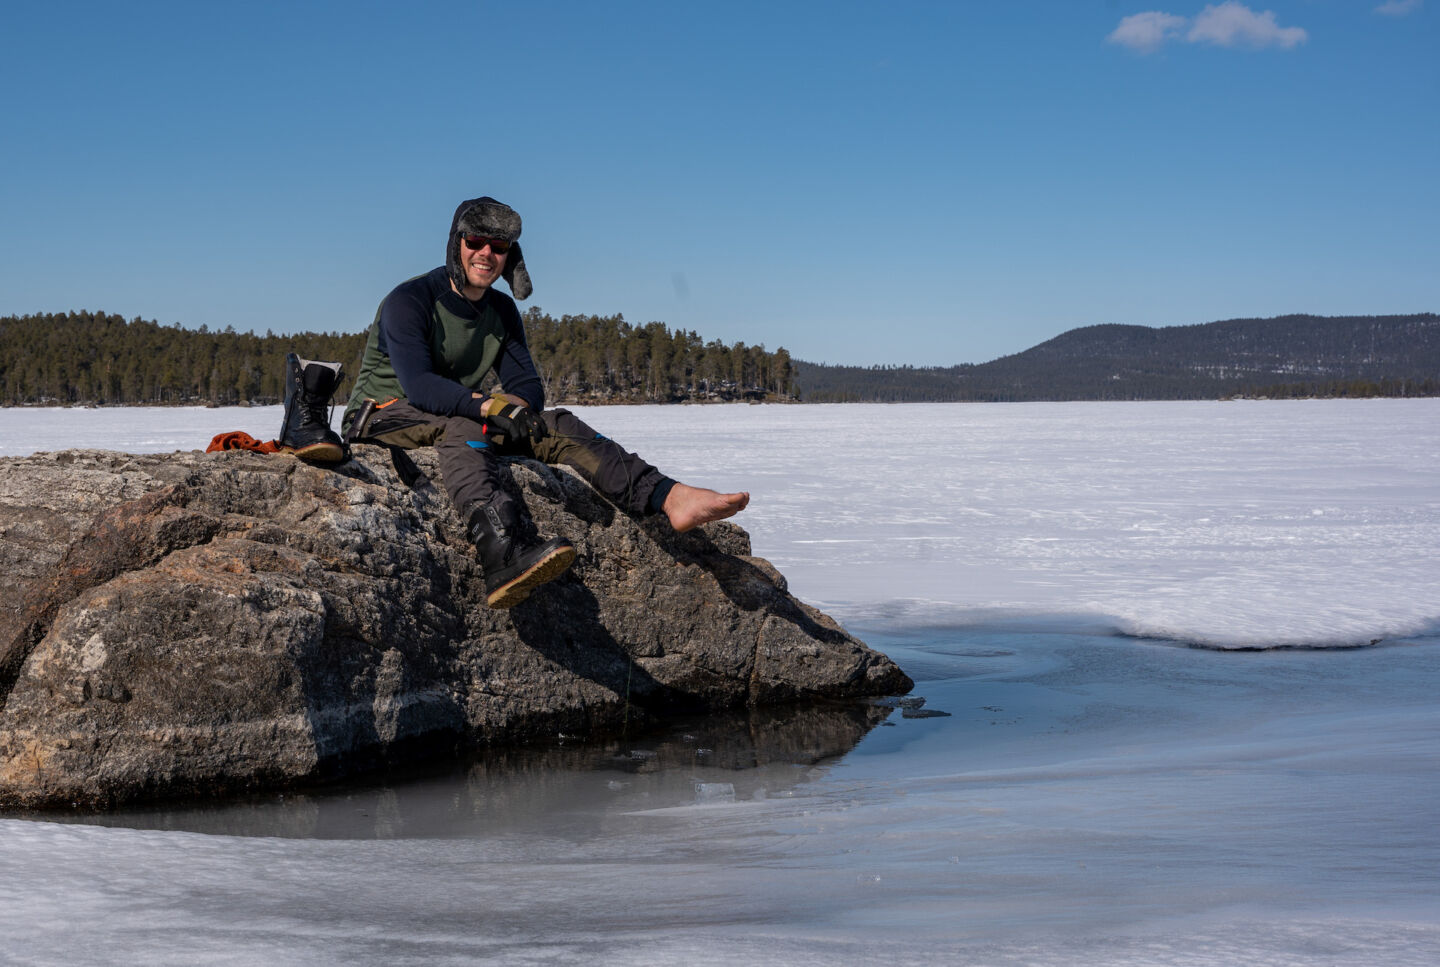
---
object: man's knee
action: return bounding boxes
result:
[534,408,604,463]
[541,407,584,435]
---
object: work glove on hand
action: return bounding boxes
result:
[483,396,548,446]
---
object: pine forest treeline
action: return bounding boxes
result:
[0,310,798,407]
[521,308,794,403]
[3,310,1436,407]
[0,312,359,407]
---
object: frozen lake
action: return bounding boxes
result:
[2,399,1438,964]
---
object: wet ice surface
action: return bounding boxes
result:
[4,632,1438,965]
[2,399,1438,964]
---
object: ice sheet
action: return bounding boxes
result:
[569,399,1440,648]
[2,400,1439,963]
[5,399,1435,647]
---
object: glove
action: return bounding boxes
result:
[483,397,548,446]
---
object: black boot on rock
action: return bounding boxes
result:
[466,495,577,609]
[279,353,346,463]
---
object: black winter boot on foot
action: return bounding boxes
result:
[279,353,346,463]
[466,495,577,609]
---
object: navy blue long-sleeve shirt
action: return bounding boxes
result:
[345,267,544,425]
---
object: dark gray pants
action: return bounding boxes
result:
[357,400,669,517]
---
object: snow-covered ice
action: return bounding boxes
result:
[574,398,1440,649]
[4,398,1434,648]
[1,399,1437,965]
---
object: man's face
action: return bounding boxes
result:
[460,235,507,291]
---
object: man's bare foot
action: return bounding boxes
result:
[662,482,750,533]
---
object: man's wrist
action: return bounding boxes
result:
[472,392,533,419]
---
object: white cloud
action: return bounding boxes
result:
[1107,3,1308,54]
[1188,2,1308,48]
[1108,11,1190,53]
[1375,0,1423,16]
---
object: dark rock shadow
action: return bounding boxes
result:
[638,520,853,645]
[507,576,696,720]
[290,547,471,784]
[501,452,857,648]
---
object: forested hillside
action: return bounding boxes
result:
[5,311,1435,407]
[0,310,797,406]
[796,314,1440,401]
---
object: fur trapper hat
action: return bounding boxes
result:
[446,196,532,300]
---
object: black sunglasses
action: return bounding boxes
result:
[461,234,512,254]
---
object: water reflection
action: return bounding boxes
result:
[27,700,894,839]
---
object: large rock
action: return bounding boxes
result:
[0,446,910,808]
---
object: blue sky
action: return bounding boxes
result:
[1,1,1435,365]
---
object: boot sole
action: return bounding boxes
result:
[283,442,346,464]
[486,544,578,609]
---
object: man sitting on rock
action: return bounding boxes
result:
[341,196,749,609]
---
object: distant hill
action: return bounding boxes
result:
[794,314,1440,402]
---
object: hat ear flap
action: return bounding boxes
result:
[502,241,532,300]
[447,231,465,293]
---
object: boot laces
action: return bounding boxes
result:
[302,396,334,430]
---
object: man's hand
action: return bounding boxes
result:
[482,396,547,445]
